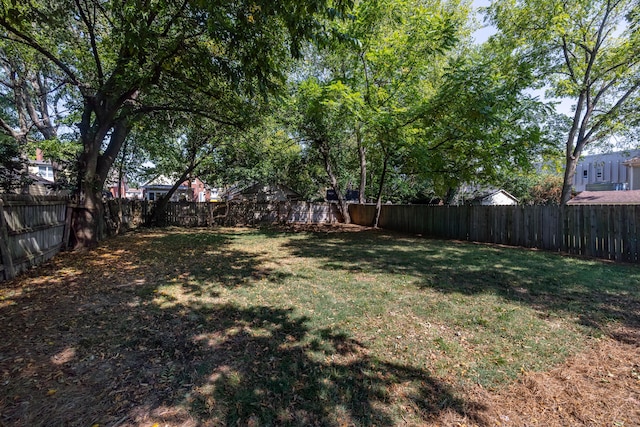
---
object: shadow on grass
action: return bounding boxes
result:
[0,229,486,426]
[276,228,640,342]
[136,229,293,294]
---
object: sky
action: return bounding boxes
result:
[471,0,496,44]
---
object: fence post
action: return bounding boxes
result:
[62,204,73,250]
[0,199,16,280]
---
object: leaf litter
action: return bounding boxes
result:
[0,227,637,426]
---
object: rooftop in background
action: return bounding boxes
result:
[567,190,640,205]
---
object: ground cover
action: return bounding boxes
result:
[0,225,638,426]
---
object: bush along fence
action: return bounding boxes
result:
[349,204,640,263]
[0,195,70,281]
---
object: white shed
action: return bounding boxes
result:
[470,189,519,206]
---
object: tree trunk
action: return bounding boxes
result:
[561,154,578,205]
[373,152,389,228]
[71,176,105,249]
[71,103,131,248]
[318,141,350,224]
[357,123,366,204]
[560,128,587,206]
[151,166,196,225]
[444,187,458,205]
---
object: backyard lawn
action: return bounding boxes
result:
[0,225,639,426]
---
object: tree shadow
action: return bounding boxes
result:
[134,229,294,294]
[278,229,640,341]
[0,231,487,425]
[154,302,484,426]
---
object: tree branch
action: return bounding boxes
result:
[0,116,21,141]
[0,23,84,91]
[75,0,104,86]
[583,80,640,142]
[133,105,245,128]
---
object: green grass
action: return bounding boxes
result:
[3,226,638,426]
[139,227,639,418]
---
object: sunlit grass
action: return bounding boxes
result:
[141,227,639,389]
[2,225,638,426]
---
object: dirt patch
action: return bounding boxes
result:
[452,335,640,426]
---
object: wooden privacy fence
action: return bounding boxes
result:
[162,201,341,226]
[100,200,342,230]
[0,195,70,280]
[349,204,640,263]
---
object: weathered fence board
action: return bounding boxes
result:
[0,195,69,280]
[159,201,341,227]
[349,204,640,263]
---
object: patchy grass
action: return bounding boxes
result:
[1,226,639,426]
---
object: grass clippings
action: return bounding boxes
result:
[0,226,638,426]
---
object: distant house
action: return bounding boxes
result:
[23,173,55,195]
[571,150,640,192]
[468,189,518,206]
[226,183,302,202]
[22,150,56,195]
[623,156,640,191]
[125,188,143,199]
[565,151,640,204]
[141,176,190,202]
[28,159,55,183]
[192,178,220,202]
[140,176,219,202]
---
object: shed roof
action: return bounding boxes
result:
[469,189,519,203]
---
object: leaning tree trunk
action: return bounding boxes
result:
[318,141,350,224]
[150,166,196,226]
[357,123,367,204]
[373,152,389,228]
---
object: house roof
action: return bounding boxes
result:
[567,190,640,205]
[469,189,519,203]
[622,157,640,167]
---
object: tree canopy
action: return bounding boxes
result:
[2,0,626,241]
[0,0,352,246]
[488,0,640,204]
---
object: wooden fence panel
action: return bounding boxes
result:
[349,203,640,264]
[0,195,69,281]
[154,201,342,227]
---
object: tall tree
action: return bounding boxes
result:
[295,0,465,225]
[296,79,359,222]
[413,44,558,202]
[0,42,72,188]
[0,0,351,247]
[488,0,640,204]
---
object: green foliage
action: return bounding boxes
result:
[0,0,356,214]
[413,44,559,197]
[488,0,640,203]
[295,78,361,192]
[293,0,470,205]
[503,173,564,206]
[0,134,26,192]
